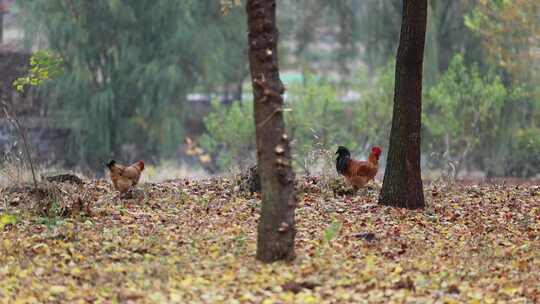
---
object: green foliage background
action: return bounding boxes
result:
[12,0,539,177]
[202,56,539,177]
[201,67,394,174]
[17,1,246,167]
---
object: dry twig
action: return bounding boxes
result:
[1,101,38,190]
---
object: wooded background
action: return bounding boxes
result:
[0,0,538,178]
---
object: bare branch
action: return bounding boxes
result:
[1,101,39,190]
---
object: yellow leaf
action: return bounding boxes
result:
[170,292,183,303]
[180,276,193,287]
[441,298,460,304]
[199,154,212,164]
[240,292,256,302]
[50,285,67,294]
[279,293,295,303]
[70,267,82,277]
[485,298,496,304]
[0,213,17,227]
[501,286,519,296]
[194,277,209,286]
[209,244,220,258]
[295,292,319,304]
[466,290,484,303]
[364,254,378,270]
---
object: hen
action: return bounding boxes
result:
[106,160,145,194]
[335,146,381,193]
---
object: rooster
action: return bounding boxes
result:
[106,160,145,195]
[335,146,381,193]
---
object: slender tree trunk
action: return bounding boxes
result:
[246,0,296,262]
[0,12,4,44]
[379,0,427,209]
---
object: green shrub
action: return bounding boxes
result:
[200,68,394,173]
[199,55,538,178]
[506,128,540,177]
[349,63,394,151]
[423,54,507,174]
[199,99,255,171]
[285,75,350,173]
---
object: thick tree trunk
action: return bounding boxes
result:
[379,0,427,209]
[246,0,296,262]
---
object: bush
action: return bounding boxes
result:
[285,68,393,174]
[199,68,394,173]
[506,128,540,177]
[199,99,255,171]
[423,54,507,174]
[349,63,393,152]
[199,55,538,178]
[285,75,350,174]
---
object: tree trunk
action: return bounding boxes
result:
[379,0,427,209]
[246,0,296,262]
[0,12,4,44]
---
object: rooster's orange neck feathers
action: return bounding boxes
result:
[368,153,379,165]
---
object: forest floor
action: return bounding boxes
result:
[0,176,539,303]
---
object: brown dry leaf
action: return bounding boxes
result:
[0,177,538,303]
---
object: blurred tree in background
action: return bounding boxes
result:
[280,0,484,85]
[464,0,540,176]
[423,54,507,176]
[8,0,539,177]
[465,0,540,86]
[16,0,246,168]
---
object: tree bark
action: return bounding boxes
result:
[246,0,296,262]
[379,0,427,209]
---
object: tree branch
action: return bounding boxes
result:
[2,101,38,190]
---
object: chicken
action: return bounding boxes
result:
[106,160,145,194]
[335,146,381,192]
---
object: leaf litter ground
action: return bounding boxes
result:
[1,177,539,303]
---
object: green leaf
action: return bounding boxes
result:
[323,219,341,243]
[12,50,64,93]
[0,214,17,230]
